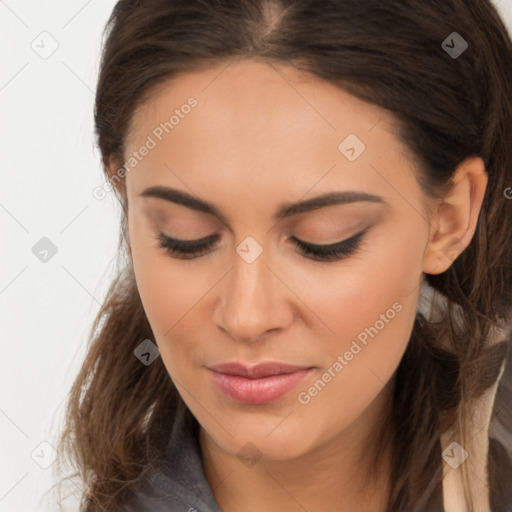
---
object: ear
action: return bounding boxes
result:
[422,156,488,275]
[105,155,128,200]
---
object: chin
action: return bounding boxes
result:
[201,416,320,462]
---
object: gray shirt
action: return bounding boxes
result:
[119,404,222,512]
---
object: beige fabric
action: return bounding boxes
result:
[417,280,509,512]
[440,360,504,512]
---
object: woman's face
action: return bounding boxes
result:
[123,59,436,461]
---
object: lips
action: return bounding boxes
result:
[207,362,314,404]
[209,362,311,378]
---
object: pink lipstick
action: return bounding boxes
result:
[208,362,313,404]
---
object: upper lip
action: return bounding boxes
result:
[207,362,313,379]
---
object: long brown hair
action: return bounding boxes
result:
[51,1,512,510]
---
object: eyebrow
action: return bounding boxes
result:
[140,185,387,224]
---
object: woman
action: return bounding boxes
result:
[54,1,512,510]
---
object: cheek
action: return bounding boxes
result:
[291,225,423,412]
[128,216,202,349]
[290,223,424,344]
[296,293,416,441]
[132,258,205,348]
[128,223,227,387]
[130,256,208,389]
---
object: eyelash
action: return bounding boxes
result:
[154,230,367,262]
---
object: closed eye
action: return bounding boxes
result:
[290,230,367,262]
[154,229,368,262]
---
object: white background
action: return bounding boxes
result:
[1,1,512,511]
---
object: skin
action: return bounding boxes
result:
[112,59,488,511]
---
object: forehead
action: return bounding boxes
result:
[124,59,422,215]
[127,58,391,147]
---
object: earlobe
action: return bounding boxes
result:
[422,157,488,275]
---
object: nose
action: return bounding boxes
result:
[214,247,294,343]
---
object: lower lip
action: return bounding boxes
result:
[209,368,313,405]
